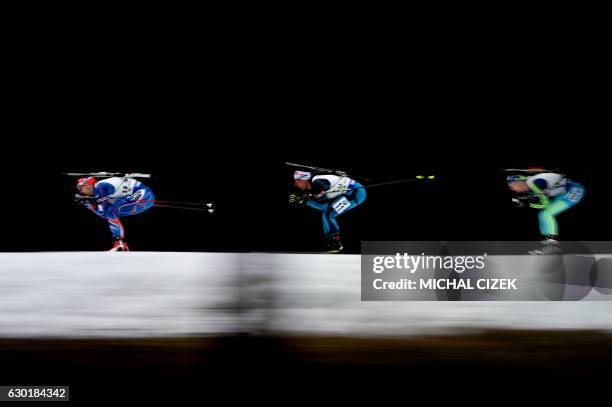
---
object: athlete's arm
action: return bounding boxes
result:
[94,182,116,202]
[526,178,550,209]
[311,178,331,198]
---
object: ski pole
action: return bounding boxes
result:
[136,199,215,212]
[106,199,215,213]
[327,175,436,194]
[357,175,436,189]
[154,204,215,212]
[142,199,214,207]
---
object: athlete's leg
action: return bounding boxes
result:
[306,199,330,211]
[306,199,332,236]
[107,189,156,218]
[322,209,339,237]
[538,200,570,237]
[107,218,125,239]
[537,183,585,237]
[102,189,155,243]
[327,187,367,223]
[323,188,367,240]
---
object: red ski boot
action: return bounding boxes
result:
[109,237,129,252]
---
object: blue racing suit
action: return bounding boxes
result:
[82,177,155,238]
[305,174,366,239]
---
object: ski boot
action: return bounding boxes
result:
[529,238,561,255]
[325,234,344,254]
[109,237,129,252]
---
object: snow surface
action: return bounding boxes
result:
[1,252,611,337]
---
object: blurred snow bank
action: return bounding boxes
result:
[1,252,611,337]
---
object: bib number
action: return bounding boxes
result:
[332,197,351,214]
[129,189,146,202]
[565,187,583,203]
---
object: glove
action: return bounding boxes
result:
[74,194,92,204]
[512,194,536,208]
[511,197,527,208]
[74,194,100,213]
[289,193,308,205]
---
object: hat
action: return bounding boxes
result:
[293,171,312,180]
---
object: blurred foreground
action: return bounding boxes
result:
[3,331,612,402]
[2,252,612,337]
[1,252,612,401]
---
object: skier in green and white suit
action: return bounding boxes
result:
[507,171,585,254]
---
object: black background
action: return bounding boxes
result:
[1,122,607,253]
[1,11,611,404]
[1,25,609,253]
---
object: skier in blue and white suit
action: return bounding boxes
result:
[292,170,367,253]
[75,176,155,251]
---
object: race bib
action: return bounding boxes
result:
[336,177,352,192]
[129,189,146,202]
[332,197,351,214]
[565,187,584,203]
